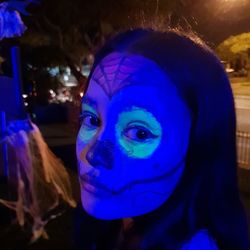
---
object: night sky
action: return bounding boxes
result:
[22,0,250,46]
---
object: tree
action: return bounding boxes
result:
[18,0,189,89]
[15,0,250,86]
[216,33,250,70]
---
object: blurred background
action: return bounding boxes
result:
[0,0,250,249]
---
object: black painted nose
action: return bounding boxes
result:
[86,140,114,170]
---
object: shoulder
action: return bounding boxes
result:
[181,230,218,250]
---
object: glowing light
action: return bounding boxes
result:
[22,94,28,98]
[48,66,59,76]
[220,0,248,4]
[63,75,69,81]
[80,92,84,98]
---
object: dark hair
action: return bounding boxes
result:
[83,29,249,250]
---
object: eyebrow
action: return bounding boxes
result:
[82,96,98,109]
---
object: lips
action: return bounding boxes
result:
[79,174,111,196]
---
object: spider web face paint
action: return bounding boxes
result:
[90,52,152,98]
[77,53,192,220]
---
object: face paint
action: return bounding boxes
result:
[78,103,100,143]
[76,52,192,220]
[91,53,146,98]
[115,106,162,159]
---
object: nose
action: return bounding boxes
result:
[86,140,114,170]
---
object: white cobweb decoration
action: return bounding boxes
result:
[0,121,76,242]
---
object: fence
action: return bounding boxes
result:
[237,131,250,169]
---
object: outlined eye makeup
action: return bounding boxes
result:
[115,106,162,159]
[78,103,100,143]
[80,112,100,130]
[123,124,158,142]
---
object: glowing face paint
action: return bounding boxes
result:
[115,106,162,158]
[78,103,99,143]
[91,52,147,98]
[76,52,192,220]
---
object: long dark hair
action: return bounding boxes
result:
[82,29,249,250]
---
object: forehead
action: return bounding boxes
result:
[89,52,168,98]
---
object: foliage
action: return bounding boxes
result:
[17,0,190,85]
[6,0,250,87]
[216,33,250,62]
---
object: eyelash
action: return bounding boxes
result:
[79,113,157,143]
[79,112,100,129]
[123,125,157,143]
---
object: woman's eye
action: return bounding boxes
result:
[124,126,157,142]
[80,113,100,129]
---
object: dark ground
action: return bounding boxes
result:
[0,123,250,250]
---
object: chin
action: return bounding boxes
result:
[81,191,126,220]
[81,189,167,220]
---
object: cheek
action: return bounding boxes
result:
[76,125,100,158]
[117,136,162,159]
[76,132,90,161]
[116,139,185,185]
[76,139,85,164]
[161,124,190,166]
[117,154,167,184]
[78,127,97,143]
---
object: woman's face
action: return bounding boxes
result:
[76,52,191,219]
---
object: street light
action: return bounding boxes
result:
[221,0,248,3]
